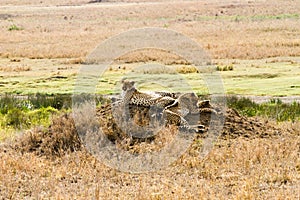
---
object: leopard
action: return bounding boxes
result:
[163,92,206,131]
[121,79,176,108]
[120,79,205,132]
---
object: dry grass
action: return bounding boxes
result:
[16,114,81,157]
[0,0,300,198]
[0,65,31,72]
[0,0,300,60]
[1,103,299,199]
[0,122,299,199]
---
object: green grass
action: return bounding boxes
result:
[93,57,300,96]
[8,24,23,31]
[228,96,300,122]
[1,93,299,141]
[0,94,72,130]
[0,57,300,96]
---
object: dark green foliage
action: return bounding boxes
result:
[5,108,29,129]
[227,96,258,117]
[0,93,108,114]
[8,24,23,31]
[1,94,299,131]
[3,107,58,129]
[28,93,72,110]
[227,96,300,122]
[0,94,16,114]
[0,93,110,130]
[0,94,66,129]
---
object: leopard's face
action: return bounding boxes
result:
[178,93,198,110]
[121,80,135,92]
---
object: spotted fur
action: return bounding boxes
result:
[121,79,175,107]
[121,80,205,132]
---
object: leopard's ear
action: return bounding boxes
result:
[130,80,135,85]
[121,78,126,83]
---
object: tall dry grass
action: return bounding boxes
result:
[0,1,300,60]
[0,100,299,199]
[1,126,299,199]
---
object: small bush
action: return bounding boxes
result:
[8,24,23,31]
[28,106,58,127]
[216,64,234,71]
[3,106,58,130]
[5,108,29,129]
[227,96,258,117]
[17,113,81,157]
[176,66,198,74]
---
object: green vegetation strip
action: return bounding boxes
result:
[228,96,300,122]
[0,94,299,135]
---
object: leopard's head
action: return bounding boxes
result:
[178,93,198,110]
[121,79,135,92]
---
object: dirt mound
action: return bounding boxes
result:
[97,102,282,141]
[15,114,82,157]
[11,100,282,157]
[221,108,282,139]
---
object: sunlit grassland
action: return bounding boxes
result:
[1,1,300,199]
[219,58,300,96]
[1,1,300,60]
[2,57,299,96]
[0,58,79,94]
[201,13,299,21]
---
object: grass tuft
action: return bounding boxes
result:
[216,64,234,71]
[8,24,23,31]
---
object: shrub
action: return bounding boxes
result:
[28,93,72,110]
[8,24,23,31]
[216,64,234,71]
[5,108,29,129]
[0,94,16,114]
[227,96,300,122]
[17,113,81,157]
[1,106,58,130]
[176,66,198,74]
[28,106,58,127]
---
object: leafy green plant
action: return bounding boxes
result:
[5,108,29,129]
[2,106,58,130]
[0,94,17,114]
[227,96,300,122]
[28,106,58,127]
[8,24,23,31]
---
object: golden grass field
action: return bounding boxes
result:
[0,0,300,199]
[0,0,300,95]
